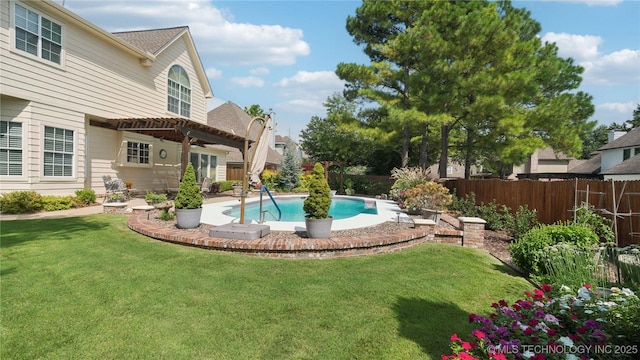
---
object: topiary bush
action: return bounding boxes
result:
[303,163,331,219]
[0,191,43,214]
[74,189,96,206]
[174,163,202,209]
[509,223,600,276]
[41,195,76,211]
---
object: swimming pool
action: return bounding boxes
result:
[201,195,411,231]
[223,196,377,222]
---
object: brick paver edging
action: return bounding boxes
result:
[127,212,436,258]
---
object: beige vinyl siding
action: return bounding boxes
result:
[0,96,30,187]
[1,1,207,122]
[2,100,87,196]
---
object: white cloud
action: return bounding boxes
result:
[599,100,637,113]
[250,67,270,76]
[66,0,310,66]
[206,67,223,79]
[581,49,640,85]
[272,71,346,115]
[539,0,622,6]
[229,77,265,88]
[541,32,601,61]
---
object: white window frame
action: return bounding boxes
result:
[126,141,151,165]
[13,2,63,65]
[167,65,191,118]
[189,152,217,183]
[0,121,23,177]
[43,125,74,178]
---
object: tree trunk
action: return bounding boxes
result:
[438,124,450,178]
[419,122,429,170]
[464,130,472,180]
[402,124,410,167]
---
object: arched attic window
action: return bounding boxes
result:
[167,65,191,117]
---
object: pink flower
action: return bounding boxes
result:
[461,341,473,350]
[541,284,553,292]
[471,329,486,339]
[450,333,461,342]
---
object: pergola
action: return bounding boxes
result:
[90,117,250,177]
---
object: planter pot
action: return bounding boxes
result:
[175,207,202,229]
[305,216,333,238]
[232,185,242,197]
[421,208,443,223]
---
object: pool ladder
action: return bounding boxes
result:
[258,185,282,223]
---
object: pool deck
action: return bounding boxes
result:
[200,195,412,231]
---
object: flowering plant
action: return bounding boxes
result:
[443,284,639,360]
[124,180,133,189]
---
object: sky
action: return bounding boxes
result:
[61,0,640,141]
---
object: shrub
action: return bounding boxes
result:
[174,163,202,210]
[449,192,478,217]
[509,223,599,276]
[296,174,313,193]
[41,195,76,211]
[476,201,511,231]
[505,205,539,240]
[390,166,432,191]
[158,209,175,221]
[303,163,331,219]
[542,243,606,290]
[573,203,615,244]
[74,189,96,206]
[260,169,279,190]
[144,191,167,205]
[0,191,43,214]
[404,181,452,211]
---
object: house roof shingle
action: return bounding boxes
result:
[112,26,188,55]
[601,154,640,175]
[207,102,281,165]
[598,127,640,151]
[569,153,602,174]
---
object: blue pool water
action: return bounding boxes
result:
[224,196,378,222]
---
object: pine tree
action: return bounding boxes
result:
[278,147,300,191]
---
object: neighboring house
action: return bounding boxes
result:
[1,0,244,197]
[511,147,575,179]
[598,128,640,181]
[275,135,303,161]
[207,102,282,181]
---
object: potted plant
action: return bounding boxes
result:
[344,178,355,196]
[174,163,203,229]
[231,181,242,196]
[124,180,133,189]
[404,181,452,223]
[303,163,332,238]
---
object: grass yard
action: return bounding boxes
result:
[1,215,532,359]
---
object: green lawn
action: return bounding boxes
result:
[1,215,531,359]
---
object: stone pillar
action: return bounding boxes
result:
[459,217,486,250]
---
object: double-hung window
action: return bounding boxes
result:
[167,65,191,117]
[43,126,73,177]
[0,121,23,176]
[14,3,62,64]
[126,141,150,164]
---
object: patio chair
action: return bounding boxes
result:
[166,176,180,196]
[102,175,130,203]
[200,177,213,199]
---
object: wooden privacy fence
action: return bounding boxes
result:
[445,179,640,247]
